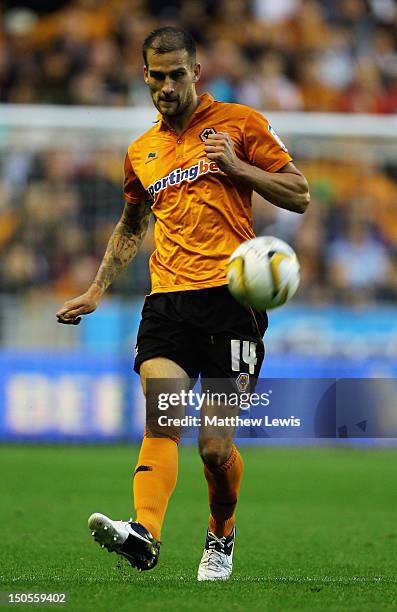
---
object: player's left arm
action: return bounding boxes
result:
[204,132,310,214]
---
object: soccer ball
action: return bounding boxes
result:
[226,236,300,310]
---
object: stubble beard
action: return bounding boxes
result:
[154,90,193,118]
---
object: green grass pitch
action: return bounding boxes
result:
[1,445,397,611]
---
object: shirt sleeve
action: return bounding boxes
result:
[124,152,147,204]
[243,110,292,173]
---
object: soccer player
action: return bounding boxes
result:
[57,27,309,580]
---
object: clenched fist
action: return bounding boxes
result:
[204,132,242,176]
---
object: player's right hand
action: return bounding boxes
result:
[56,290,100,325]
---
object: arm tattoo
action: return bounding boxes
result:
[92,200,151,294]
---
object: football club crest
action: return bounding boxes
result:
[236,373,250,393]
[199,127,217,142]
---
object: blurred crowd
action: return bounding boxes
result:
[1,145,397,304]
[1,0,397,305]
[255,159,397,304]
[1,0,397,113]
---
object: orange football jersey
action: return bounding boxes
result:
[124,93,292,294]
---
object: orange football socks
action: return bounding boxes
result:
[133,434,178,540]
[204,444,243,538]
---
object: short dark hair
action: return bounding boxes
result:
[142,27,196,66]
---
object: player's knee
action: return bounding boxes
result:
[198,438,232,468]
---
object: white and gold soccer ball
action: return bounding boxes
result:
[226,236,300,310]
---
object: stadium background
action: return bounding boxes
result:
[1,0,396,442]
[1,3,397,610]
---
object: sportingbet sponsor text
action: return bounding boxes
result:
[147,159,221,199]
